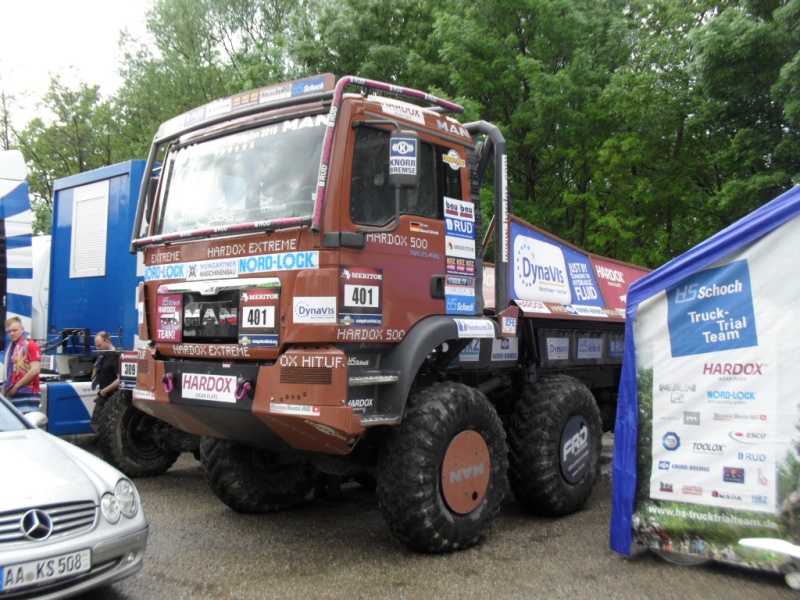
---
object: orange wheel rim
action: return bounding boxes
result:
[441,430,491,514]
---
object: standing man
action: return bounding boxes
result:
[90,331,120,432]
[4,316,42,413]
[92,331,120,400]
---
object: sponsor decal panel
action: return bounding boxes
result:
[546,337,569,361]
[181,373,237,403]
[667,259,758,357]
[650,341,777,513]
[339,266,383,326]
[509,221,605,310]
[453,319,495,339]
[577,337,603,360]
[443,197,477,313]
[145,250,318,281]
[293,297,337,324]
[155,293,183,343]
[270,403,322,417]
[608,335,625,359]
[389,137,417,176]
[459,339,481,362]
[491,337,518,362]
[239,289,280,346]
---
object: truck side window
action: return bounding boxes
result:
[438,147,463,200]
[350,127,436,226]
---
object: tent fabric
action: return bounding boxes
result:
[610,184,800,555]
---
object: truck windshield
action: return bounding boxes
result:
[157,115,327,234]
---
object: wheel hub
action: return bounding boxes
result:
[441,430,491,514]
[560,415,591,484]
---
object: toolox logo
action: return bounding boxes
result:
[692,442,725,453]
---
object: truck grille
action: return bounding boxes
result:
[182,290,239,343]
[0,501,97,545]
[280,367,333,385]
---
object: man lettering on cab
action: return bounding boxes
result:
[3,316,42,413]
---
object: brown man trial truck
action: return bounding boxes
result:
[123,74,649,552]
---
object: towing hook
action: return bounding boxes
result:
[235,377,252,401]
[162,372,174,394]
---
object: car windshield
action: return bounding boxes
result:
[0,397,29,432]
[158,114,328,234]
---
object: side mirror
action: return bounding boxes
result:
[389,130,420,189]
[24,411,49,430]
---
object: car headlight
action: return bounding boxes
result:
[101,493,121,523]
[101,479,140,523]
[116,479,139,518]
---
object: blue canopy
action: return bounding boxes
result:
[610,184,800,554]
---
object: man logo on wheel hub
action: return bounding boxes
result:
[441,430,492,514]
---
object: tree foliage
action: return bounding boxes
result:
[1,0,797,266]
[13,77,120,234]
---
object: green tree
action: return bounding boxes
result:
[689,2,799,221]
[291,0,448,90]
[434,0,641,258]
[112,0,318,159]
[14,77,120,234]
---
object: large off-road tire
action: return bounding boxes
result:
[96,390,180,477]
[199,436,314,513]
[377,382,508,553]
[508,375,602,516]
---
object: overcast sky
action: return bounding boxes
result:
[0,0,152,126]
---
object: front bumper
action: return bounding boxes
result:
[0,523,149,600]
[133,344,363,455]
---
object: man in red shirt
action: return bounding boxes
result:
[4,316,41,413]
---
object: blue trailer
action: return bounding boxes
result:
[37,160,146,436]
[1,154,189,476]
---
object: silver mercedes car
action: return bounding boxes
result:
[0,395,148,598]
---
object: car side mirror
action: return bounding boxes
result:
[24,411,49,429]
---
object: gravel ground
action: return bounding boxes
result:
[67,434,797,600]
